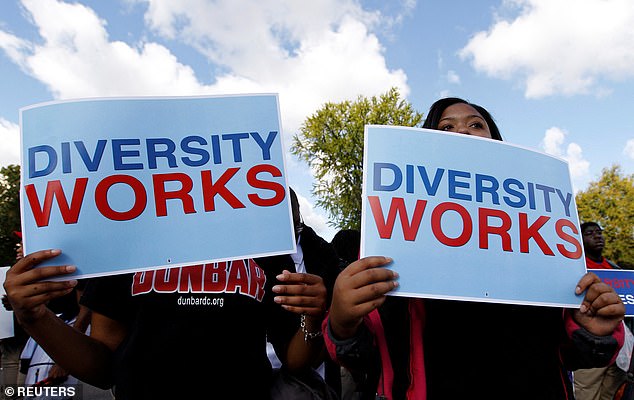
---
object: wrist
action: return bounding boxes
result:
[329,316,361,340]
[300,313,323,342]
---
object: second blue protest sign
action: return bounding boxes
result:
[361,125,586,307]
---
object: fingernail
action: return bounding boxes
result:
[274,297,282,303]
[65,265,76,272]
[580,304,588,313]
[272,285,281,293]
[575,286,582,294]
[68,280,78,287]
[385,257,393,263]
[50,249,61,255]
[276,274,286,281]
[393,271,399,278]
[393,281,399,288]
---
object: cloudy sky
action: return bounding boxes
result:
[1,0,633,240]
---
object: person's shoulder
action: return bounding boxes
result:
[606,259,621,269]
[301,225,331,248]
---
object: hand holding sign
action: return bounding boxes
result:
[328,256,398,340]
[4,249,78,326]
[273,270,327,317]
[574,272,625,336]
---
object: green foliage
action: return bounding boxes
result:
[576,165,634,268]
[292,88,424,230]
[0,164,21,267]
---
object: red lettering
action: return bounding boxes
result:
[226,259,249,295]
[203,262,228,292]
[95,175,147,221]
[431,202,472,247]
[153,268,179,292]
[555,219,582,259]
[519,213,554,255]
[25,178,88,227]
[478,208,512,251]
[132,270,155,295]
[368,196,427,241]
[248,259,267,301]
[179,264,204,292]
[201,168,245,211]
[153,173,195,217]
[246,164,285,206]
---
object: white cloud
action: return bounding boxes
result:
[0,118,20,167]
[1,0,210,99]
[136,0,408,134]
[0,0,408,137]
[540,127,590,190]
[447,70,460,84]
[624,139,634,159]
[459,0,634,98]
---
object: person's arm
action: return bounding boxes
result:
[3,249,126,388]
[562,272,626,369]
[46,284,94,382]
[71,286,92,334]
[272,270,328,370]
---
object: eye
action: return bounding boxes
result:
[469,122,484,129]
[440,124,453,131]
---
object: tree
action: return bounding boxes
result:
[0,164,21,267]
[576,165,634,268]
[292,88,424,230]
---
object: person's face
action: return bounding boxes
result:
[582,226,605,253]
[438,103,492,139]
[290,194,302,238]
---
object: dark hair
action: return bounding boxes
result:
[580,221,601,234]
[422,97,503,141]
[330,229,361,266]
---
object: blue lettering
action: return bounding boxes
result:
[112,139,143,170]
[74,140,106,172]
[61,142,71,174]
[406,165,414,193]
[448,169,471,201]
[222,133,250,162]
[556,189,573,217]
[181,136,210,167]
[146,138,177,169]
[250,131,277,160]
[535,183,555,212]
[475,174,499,204]
[211,135,222,164]
[502,178,526,208]
[373,163,402,191]
[28,145,57,178]
[417,166,444,196]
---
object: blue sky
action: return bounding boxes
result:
[1,0,633,241]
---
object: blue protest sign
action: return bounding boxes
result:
[591,269,634,317]
[21,94,295,278]
[361,125,586,307]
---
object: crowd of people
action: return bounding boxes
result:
[1,97,630,400]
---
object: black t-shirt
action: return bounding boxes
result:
[377,297,576,400]
[81,259,298,399]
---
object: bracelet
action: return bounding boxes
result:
[300,313,323,342]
